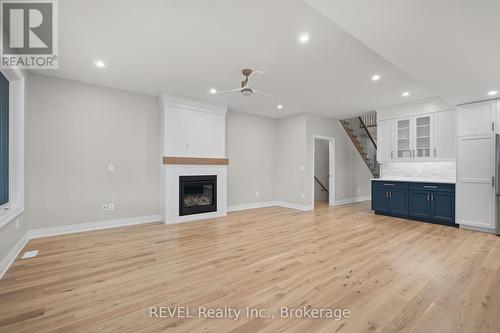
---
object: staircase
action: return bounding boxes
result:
[340,111,379,178]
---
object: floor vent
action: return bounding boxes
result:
[21,250,39,259]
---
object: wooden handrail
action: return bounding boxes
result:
[358,116,377,149]
[314,176,329,195]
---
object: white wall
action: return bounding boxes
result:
[226,111,276,207]
[306,114,372,206]
[25,74,161,229]
[314,139,329,202]
[161,94,227,158]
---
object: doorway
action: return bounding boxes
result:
[312,136,335,208]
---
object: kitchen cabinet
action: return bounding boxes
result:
[377,110,455,163]
[372,180,456,226]
[433,109,456,159]
[408,183,455,224]
[458,100,496,136]
[457,134,496,229]
[377,120,393,162]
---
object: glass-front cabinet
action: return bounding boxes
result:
[396,119,411,158]
[392,114,434,160]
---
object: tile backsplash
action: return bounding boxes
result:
[380,162,456,181]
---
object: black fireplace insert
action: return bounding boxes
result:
[179,175,217,216]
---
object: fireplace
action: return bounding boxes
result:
[179,175,217,216]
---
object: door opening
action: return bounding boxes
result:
[313,136,335,208]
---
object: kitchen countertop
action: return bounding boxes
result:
[371,178,456,184]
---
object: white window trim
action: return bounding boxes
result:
[0,68,24,229]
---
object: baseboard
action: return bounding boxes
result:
[459,224,497,234]
[228,202,277,212]
[0,231,29,280]
[29,215,162,239]
[274,201,314,211]
[333,196,371,206]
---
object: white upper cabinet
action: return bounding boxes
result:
[458,100,495,136]
[377,120,393,162]
[433,109,456,160]
[377,109,456,162]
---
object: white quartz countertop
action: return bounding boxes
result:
[371,178,456,184]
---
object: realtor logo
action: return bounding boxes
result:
[1,0,58,68]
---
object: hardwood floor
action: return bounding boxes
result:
[0,202,499,332]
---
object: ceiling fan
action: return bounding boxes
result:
[212,69,274,98]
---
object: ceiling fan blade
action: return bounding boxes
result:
[245,70,263,88]
[214,87,243,94]
[253,89,274,99]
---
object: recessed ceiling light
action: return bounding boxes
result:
[209,88,217,94]
[298,33,310,44]
[402,91,410,97]
[277,104,283,110]
[372,74,381,81]
[94,60,106,68]
[488,90,498,96]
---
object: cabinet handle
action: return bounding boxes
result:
[391,151,394,159]
[389,191,392,198]
[385,190,388,198]
[493,177,495,187]
[433,148,437,157]
[424,186,438,189]
[492,122,495,131]
[427,194,430,202]
[431,194,434,202]
[383,183,395,186]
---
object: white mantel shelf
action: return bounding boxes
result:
[163,156,229,165]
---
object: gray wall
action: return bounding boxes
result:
[314,139,329,202]
[25,74,161,229]
[306,113,372,205]
[275,113,308,205]
[226,111,276,207]
[0,215,27,267]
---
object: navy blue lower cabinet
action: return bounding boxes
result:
[430,191,455,223]
[372,180,456,227]
[371,188,389,213]
[388,189,408,216]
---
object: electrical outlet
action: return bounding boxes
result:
[299,165,305,172]
[102,203,109,211]
[108,163,115,172]
[255,191,259,197]
[300,192,305,198]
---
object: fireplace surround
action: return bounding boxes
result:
[179,175,217,216]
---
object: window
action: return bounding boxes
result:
[0,72,8,206]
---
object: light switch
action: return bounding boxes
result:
[108,163,115,172]
[299,165,305,172]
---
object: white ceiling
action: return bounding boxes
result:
[305,0,500,106]
[33,0,436,119]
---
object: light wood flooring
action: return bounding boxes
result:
[0,202,500,332]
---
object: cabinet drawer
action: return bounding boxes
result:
[372,181,408,189]
[409,183,455,192]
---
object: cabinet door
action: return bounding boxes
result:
[414,115,433,159]
[434,109,456,160]
[388,189,408,216]
[458,100,495,136]
[457,134,495,228]
[394,118,411,159]
[377,120,393,162]
[372,188,389,213]
[409,190,431,219]
[430,192,455,223]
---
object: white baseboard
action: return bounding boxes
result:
[333,196,371,206]
[228,202,277,212]
[459,224,496,234]
[229,201,314,212]
[29,215,162,239]
[0,232,29,280]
